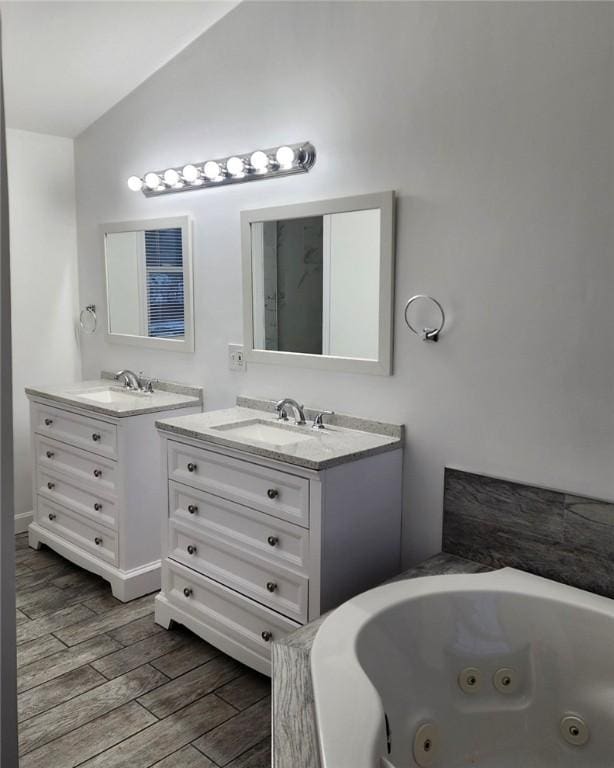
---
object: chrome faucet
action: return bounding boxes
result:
[276,398,306,425]
[114,370,141,391]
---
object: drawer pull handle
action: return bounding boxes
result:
[94,537,103,546]
[187,544,197,555]
[94,503,102,511]
[267,536,279,547]
[93,469,102,478]
[92,433,101,442]
[46,451,54,459]
[267,488,279,500]
[183,587,193,598]
[47,482,55,490]
[187,462,197,473]
[44,418,53,426]
[48,512,56,521]
[187,504,198,515]
[266,581,278,593]
[261,630,273,642]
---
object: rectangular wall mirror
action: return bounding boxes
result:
[103,216,194,352]
[241,191,394,374]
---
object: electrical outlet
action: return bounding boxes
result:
[228,343,245,371]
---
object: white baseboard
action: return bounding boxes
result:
[15,511,33,535]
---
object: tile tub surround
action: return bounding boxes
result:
[156,399,403,471]
[271,553,490,768]
[26,376,203,419]
[14,533,271,767]
[443,468,614,599]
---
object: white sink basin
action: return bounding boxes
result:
[212,419,316,447]
[77,388,145,404]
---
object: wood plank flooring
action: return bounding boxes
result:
[14,533,271,767]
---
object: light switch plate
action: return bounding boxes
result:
[228,343,245,371]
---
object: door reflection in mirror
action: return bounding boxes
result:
[251,208,380,360]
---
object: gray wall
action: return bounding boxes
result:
[75,2,614,565]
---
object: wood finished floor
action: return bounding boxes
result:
[14,533,271,768]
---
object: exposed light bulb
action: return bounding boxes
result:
[163,168,181,186]
[203,161,222,181]
[144,172,161,190]
[127,175,143,192]
[226,156,245,177]
[250,151,269,172]
[275,146,295,168]
[182,164,200,183]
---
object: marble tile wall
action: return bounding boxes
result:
[443,468,614,597]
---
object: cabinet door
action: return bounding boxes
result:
[169,481,309,574]
[32,402,118,459]
[168,441,309,527]
[168,519,308,623]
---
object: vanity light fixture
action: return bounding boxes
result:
[127,141,316,197]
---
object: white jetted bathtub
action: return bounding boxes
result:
[311,568,614,768]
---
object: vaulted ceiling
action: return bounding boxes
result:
[1,1,239,137]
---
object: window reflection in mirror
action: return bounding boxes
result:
[250,208,380,360]
[106,227,185,339]
[103,215,193,352]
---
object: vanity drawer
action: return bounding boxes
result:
[169,518,308,623]
[169,481,309,574]
[38,468,117,530]
[38,498,118,565]
[167,441,309,528]
[33,402,118,459]
[163,558,301,654]
[35,436,118,498]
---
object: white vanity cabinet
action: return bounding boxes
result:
[26,383,202,601]
[154,411,403,675]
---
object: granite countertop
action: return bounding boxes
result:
[155,397,403,471]
[26,378,203,419]
[271,553,492,768]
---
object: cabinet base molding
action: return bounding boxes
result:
[155,593,275,675]
[28,522,161,601]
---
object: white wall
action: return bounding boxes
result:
[75,2,614,566]
[8,129,80,529]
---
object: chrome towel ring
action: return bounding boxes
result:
[404,295,445,342]
[79,305,97,334]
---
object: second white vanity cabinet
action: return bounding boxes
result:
[26,377,202,601]
[155,399,403,675]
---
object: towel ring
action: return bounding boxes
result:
[404,295,445,342]
[79,305,97,334]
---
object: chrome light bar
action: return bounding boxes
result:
[128,141,316,197]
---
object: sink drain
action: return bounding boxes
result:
[560,715,589,747]
[458,667,481,694]
[413,722,438,767]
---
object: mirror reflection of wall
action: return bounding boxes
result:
[251,208,380,360]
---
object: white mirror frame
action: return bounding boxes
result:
[241,191,395,375]
[102,215,194,352]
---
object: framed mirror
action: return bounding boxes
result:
[102,216,194,352]
[241,191,394,374]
